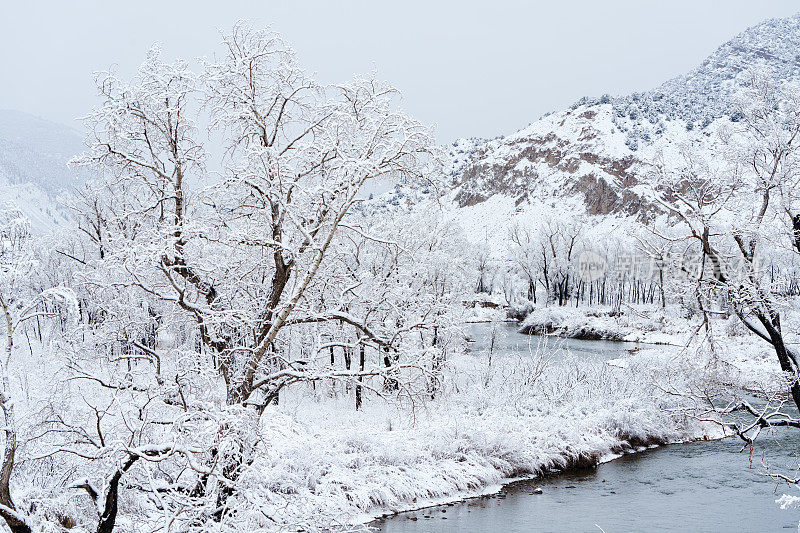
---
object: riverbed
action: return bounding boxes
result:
[375,322,800,532]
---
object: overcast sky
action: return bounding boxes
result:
[2,1,798,143]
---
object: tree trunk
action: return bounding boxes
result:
[757,312,800,411]
[96,455,139,533]
[0,298,29,533]
[383,346,398,391]
[356,344,365,410]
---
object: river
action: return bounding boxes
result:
[375,322,800,532]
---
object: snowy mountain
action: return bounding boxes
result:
[638,12,800,125]
[445,13,800,219]
[0,110,85,232]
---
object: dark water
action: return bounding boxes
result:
[376,323,800,532]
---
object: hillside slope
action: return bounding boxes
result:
[446,13,800,220]
[0,110,85,232]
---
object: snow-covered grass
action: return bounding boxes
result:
[224,345,724,531]
[517,303,791,396]
[608,332,786,394]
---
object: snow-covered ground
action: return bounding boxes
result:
[608,332,787,394]
[224,340,725,530]
[8,307,785,532]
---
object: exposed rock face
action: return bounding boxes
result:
[451,103,653,217]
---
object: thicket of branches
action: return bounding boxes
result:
[0,24,474,533]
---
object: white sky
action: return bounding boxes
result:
[2,1,798,143]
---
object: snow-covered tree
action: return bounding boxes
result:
[59,23,449,529]
[653,69,800,410]
[0,210,79,532]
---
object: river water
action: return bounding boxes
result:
[375,322,800,532]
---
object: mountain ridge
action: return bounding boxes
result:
[443,12,800,217]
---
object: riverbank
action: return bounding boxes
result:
[375,432,800,532]
[243,332,725,531]
[517,304,697,344]
[608,335,786,393]
[364,436,715,529]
